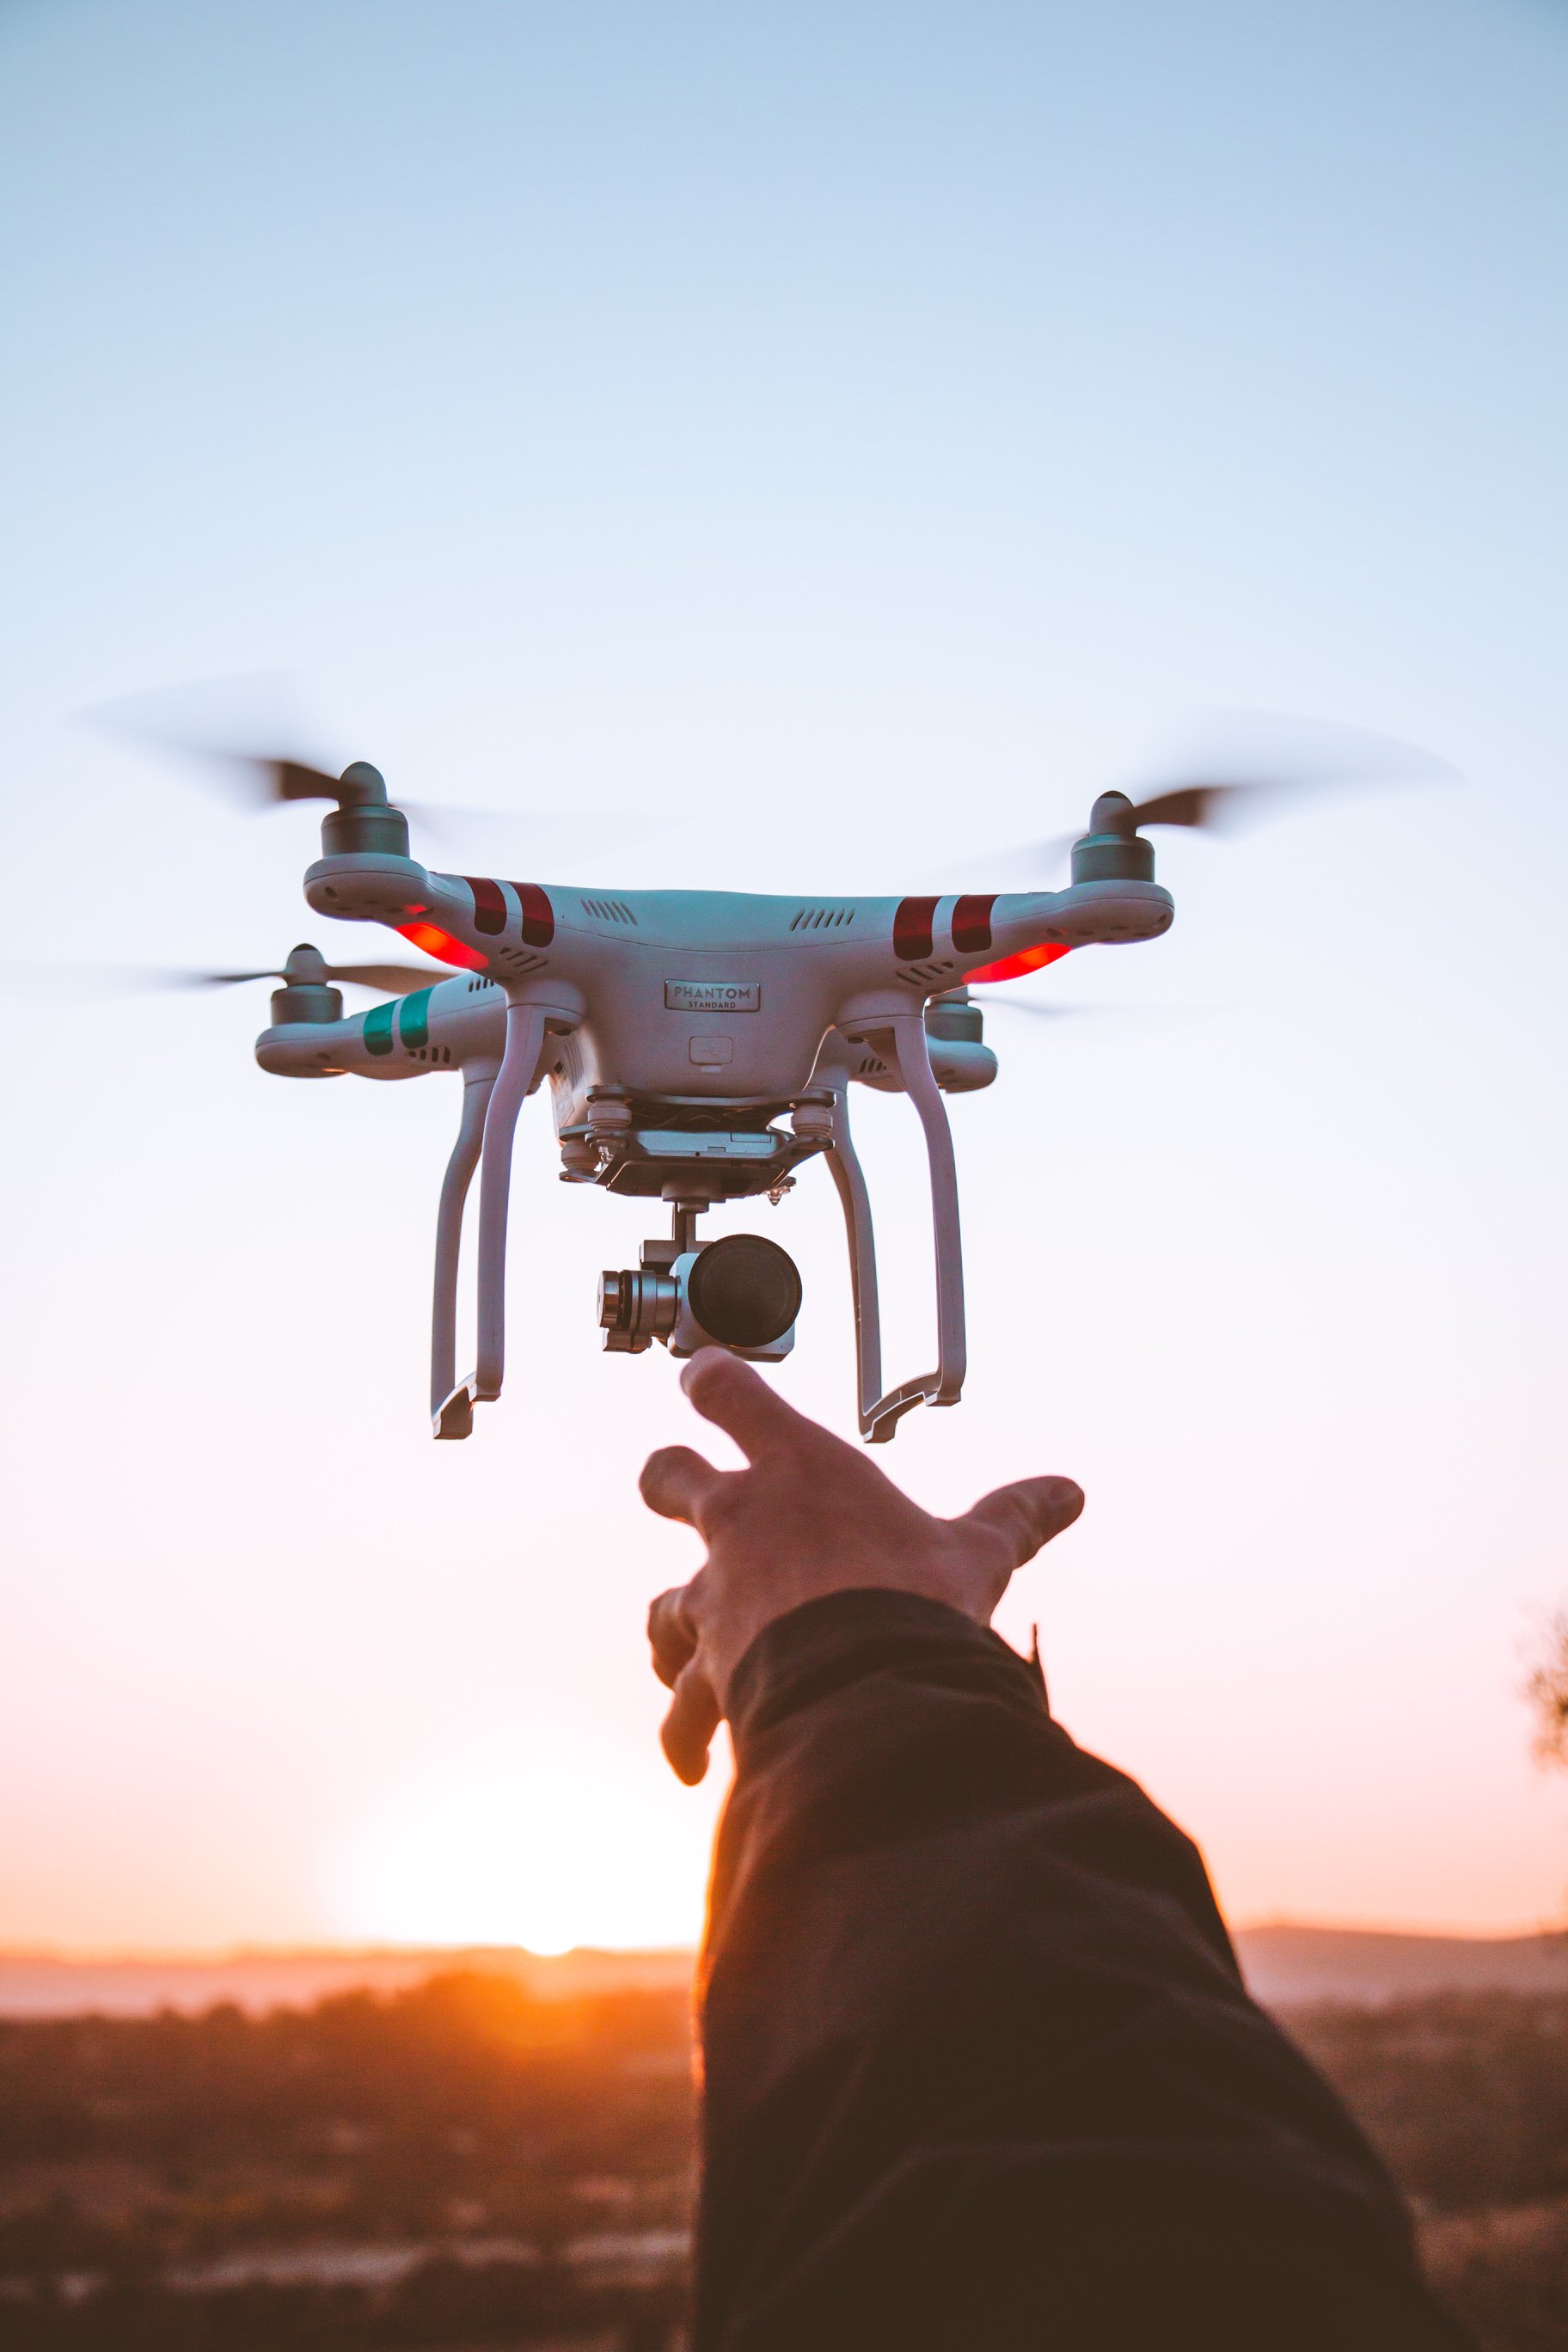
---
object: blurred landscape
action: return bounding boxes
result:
[3,1936,1565,2352]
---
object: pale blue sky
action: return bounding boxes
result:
[1,0,1565,1950]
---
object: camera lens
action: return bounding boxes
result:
[685,1234,803,1349]
[597,1267,678,1350]
[597,1269,634,1332]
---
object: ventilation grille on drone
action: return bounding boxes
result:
[492,947,549,979]
[897,956,958,987]
[580,897,639,924]
[790,905,855,931]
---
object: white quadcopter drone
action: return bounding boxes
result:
[237,760,1181,1444]
[109,714,1449,1442]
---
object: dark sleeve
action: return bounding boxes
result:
[692,1589,1473,2352]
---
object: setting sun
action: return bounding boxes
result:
[328,1742,724,1956]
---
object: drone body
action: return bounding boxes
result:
[250,767,1174,1442]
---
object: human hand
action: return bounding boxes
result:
[641,1350,1084,1784]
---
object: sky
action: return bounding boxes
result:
[1,0,1565,1955]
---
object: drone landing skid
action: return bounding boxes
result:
[434,1385,475,1440]
[431,998,549,1439]
[866,1381,942,1443]
[818,1006,966,1443]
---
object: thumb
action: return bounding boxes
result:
[957,1474,1084,1571]
[660,1657,722,1786]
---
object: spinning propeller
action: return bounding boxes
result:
[960,713,1459,890]
[84,680,669,863]
[0,942,449,1001]
[157,943,447,996]
[187,750,493,848]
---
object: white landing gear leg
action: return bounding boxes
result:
[433,1000,547,1437]
[813,1085,885,1436]
[430,1063,497,1439]
[821,1009,967,1443]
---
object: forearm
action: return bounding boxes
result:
[695,1591,1467,2352]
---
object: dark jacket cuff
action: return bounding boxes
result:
[725,1588,1050,1767]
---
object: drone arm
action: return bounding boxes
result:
[430,1063,497,1437]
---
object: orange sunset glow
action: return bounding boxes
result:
[2,0,1564,1981]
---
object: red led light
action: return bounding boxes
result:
[965,941,1072,986]
[395,921,488,971]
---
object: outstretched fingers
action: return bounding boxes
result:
[958,1474,1085,1570]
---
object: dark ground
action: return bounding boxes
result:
[0,1969,1564,2349]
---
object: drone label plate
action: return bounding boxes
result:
[665,981,761,1013]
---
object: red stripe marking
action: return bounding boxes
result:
[966,942,1072,985]
[893,895,939,961]
[462,875,507,936]
[516,883,554,947]
[952,893,997,954]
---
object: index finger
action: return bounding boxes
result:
[679,1348,815,1463]
[647,1585,699,1690]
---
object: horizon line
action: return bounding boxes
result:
[3,1915,1565,1967]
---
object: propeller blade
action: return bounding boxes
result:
[83,676,681,866]
[0,957,447,999]
[0,963,277,999]
[1123,783,1243,830]
[81,678,342,805]
[247,757,346,805]
[322,961,456,995]
[954,714,1458,884]
[968,992,1105,1020]
[970,989,1207,1035]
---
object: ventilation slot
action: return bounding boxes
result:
[790,905,855,931]
[897,956,958,987]
[579,897,639,924]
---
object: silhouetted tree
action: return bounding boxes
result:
[1525,1613,1568,1770]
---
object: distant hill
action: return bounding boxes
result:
[1235,1922,1568,2006]
[3,1926,1565,2017]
